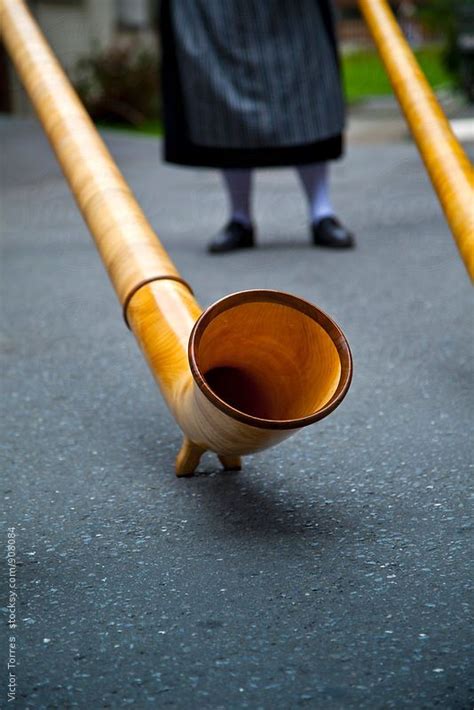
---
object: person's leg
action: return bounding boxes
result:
[208,169,256,253]
[297,162,334,223]
[296,162,355,249]
[222,168,253,226]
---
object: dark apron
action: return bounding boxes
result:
[161,0,345,168]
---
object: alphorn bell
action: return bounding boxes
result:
[0,0,352,475]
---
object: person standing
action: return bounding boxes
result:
[160,0,355,253]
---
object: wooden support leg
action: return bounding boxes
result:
[175,439,242,477]
[175,437,206,477]
[218,454,242,471]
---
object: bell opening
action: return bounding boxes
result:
[190,291,351,427]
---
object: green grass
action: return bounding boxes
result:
[342,45,454,103]
[96,118,163,136]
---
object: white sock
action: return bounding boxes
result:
[222,169,253,227]
[297,162,334,224]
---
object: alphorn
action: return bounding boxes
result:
[359,0,474,279]
[0,0,352,475]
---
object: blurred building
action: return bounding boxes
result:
[1,0,157,114]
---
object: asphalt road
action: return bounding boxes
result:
[1,116,473,709]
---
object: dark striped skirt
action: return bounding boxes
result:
[160,0,345,168]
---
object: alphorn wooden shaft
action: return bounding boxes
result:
[0,0,352,475]
[358,0,474,279]
[0,0,188,313]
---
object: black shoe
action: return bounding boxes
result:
[208,220,255,254]
[312,216,355,249]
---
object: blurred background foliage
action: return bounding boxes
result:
[415,0,474,100]
[75,41,161,128]
[416,0,461,74]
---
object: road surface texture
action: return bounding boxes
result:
[1,113,473,709]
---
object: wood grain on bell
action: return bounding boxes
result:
[128,286,352,463]
[189,291,352,429]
